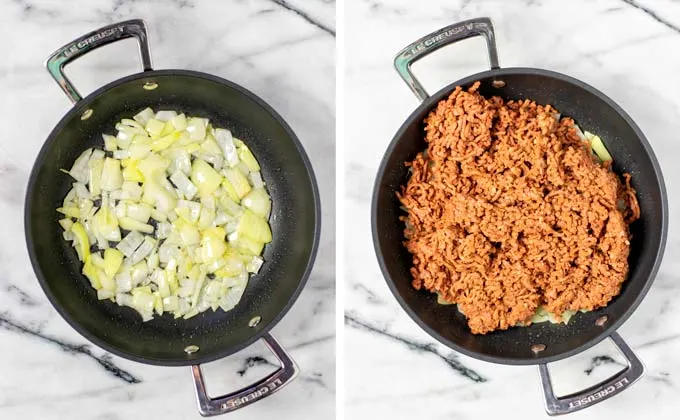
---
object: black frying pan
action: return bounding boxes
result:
[372,18,667,416]
[24,20,320,417]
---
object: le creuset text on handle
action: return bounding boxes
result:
[539,332,644,416]
[393,17,500,102]
[192,333,299,417]
[45,19,153,104]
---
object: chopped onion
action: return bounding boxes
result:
[117,231,144,257]
[133,107,155,125]
[128,237,156,265]
[100,158,123,191]
[112,150,130,160]
[57,108,272,321]
[155,110,178,122]
[249,171,264,189]
[69,149,93,183]
[170,171,198,200]
[215,128,239,167]
[103,134,118,152]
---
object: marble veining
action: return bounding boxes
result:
[0,0,334,419]
[345,0,680,419]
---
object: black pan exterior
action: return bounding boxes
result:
[373,68,667,365]
[25,70,320,366]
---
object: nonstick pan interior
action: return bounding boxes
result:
[25,71,320,366]
[373,68,667,365]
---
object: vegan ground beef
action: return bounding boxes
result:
[398,82,640,334]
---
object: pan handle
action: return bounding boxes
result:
[394,17,500,102]
[45,19,153,104]
[191,333,298,417]
[538,332,644,416]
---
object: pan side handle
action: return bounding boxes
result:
[393,17,500,102]
[45,19,153,104]
[539,332,644,416]
[191,333,299,417]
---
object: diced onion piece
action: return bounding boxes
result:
[171,113,187,131]
[131,287,155,321]
[91,149,106,160]
[121,181,143,201]
[232,235,265,256]
[115,271,133,293]
[103,248,124,277]
[129,144,151,160]
[200,234,227,262]
[158,243,180,264]
[126,202,153,223]
[193,150,224,170]
[215,128,239,167]
[122,162,144,182]
[170,171,199,200]
[71,222,90,262]
[145,118,166,138]
[155,110,178,122]
[166,148,191,176]
[58,218,74,231]
[113,150,130,160]
[150,132,180,151]
[223,168,251,199]
[88,158,104,196]
[198,207,215,229]
[93,203,121,242]
[115,201,127,219]
[131,263,149,286]
[100,158,123,191]
[73,182,91,200]
[155,221,172,239]
[186,117,208,141]
[178,221,201,245]
[129,236,156,265]
[176,199,201,223]
[151,209,168,222]
[242,188,271,218]
[249,171,264,189]
[219,285,246,312]
[116,231,145,257]
[69,149,93,183]
[120,217,154,234]
[237,143,260,171]
[97,289,115,300]
[246,256,264,273]
[143,179,177,213]
[237,209,272,243]
[133,107,155,125]
[103,134,118,152]
[191,159,222,196]
[585,131,613,162]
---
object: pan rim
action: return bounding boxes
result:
[371,66,668,366]
[24,69,322,366]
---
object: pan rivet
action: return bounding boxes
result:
[248,316,262,327]
[184,345,200,354]
[531,344,546,354]
[596,315,608,326]
[80,109,93,120]
[143,81,159,90]
[492,80,506,88]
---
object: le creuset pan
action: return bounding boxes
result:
[25,19,320,417]
[372,18,667,415]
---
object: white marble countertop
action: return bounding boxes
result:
[345,0,680,419]
[0,1,335,419]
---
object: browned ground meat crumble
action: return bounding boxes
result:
[398,82,640,335]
